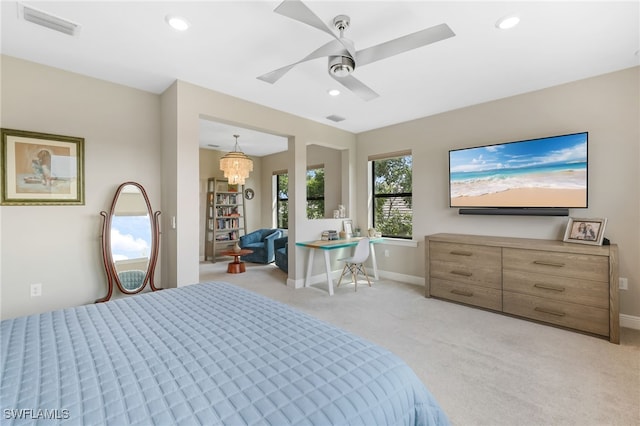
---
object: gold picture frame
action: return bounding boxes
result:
[1,128,85,205]
[563,217,607,245]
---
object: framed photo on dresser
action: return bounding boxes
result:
[563,217,607,245]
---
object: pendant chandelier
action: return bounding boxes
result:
[219,134,253,185]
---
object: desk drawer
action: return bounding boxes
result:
[503,270,609,309]
[431,278,502,311]
[503,291,609,336]
[503,248,609,282]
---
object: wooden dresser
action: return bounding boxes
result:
[425,233,619,343]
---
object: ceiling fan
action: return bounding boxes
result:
[257,0,456,101]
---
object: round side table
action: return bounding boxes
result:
[220,249,253,273]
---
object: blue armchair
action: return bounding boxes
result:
[274,236,288,273]
[240,228,283,264]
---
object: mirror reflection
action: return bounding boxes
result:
[96,181,160,303]
[111,185,152,291]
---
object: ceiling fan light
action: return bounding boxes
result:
[496,15,520,30]
[329,56,355,78]
[165,15,190,31]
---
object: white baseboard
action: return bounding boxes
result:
[287,277,303,289]
[288,270,640,330]
[288,269,425,290]
[620,314,640,330]
[377,270,424,286]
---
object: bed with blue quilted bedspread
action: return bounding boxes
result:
[1,282,448,425]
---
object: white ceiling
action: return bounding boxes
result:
[2,1,638,157]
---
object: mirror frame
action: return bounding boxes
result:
[96,181,161,302]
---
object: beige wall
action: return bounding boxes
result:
[357,66,640,318]
[0,56,161,319]
[2,55,637,321]
[162,80,356,290]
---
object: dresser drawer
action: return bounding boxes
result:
[503,248,609,282]
[431,278,502,311]
[503,291,609,336]
[430,241,501,265]
[430,242,501,289]
[503,270,609,309]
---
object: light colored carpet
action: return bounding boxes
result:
[199,261,640,426]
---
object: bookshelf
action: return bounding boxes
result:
[204,178,247,262]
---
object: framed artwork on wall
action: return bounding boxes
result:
[1,128,85,205]
[563,217,607,245]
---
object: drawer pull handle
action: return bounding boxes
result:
[533,260,565,268]
[534,283,566,292]
[451,289,474,297]
[534,307,566,317]
[450,250,473,256]
[450,270,472,277]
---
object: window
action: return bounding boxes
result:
[276,173,288,228]
[371,152,412,238]
[274,165,325,227]
[306,166,325,219]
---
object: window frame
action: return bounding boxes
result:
[273,165,326,227]
[370,152,413,239]
[276,172,288,229]
[305,165,325,220]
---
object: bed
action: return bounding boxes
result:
[1,282,448,425]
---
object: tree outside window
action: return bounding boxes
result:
[275,167,325,227]
[306,167,324,219]
[372,155,412,238]
[276,173,288,228]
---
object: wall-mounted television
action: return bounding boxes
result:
[449,132,588,213]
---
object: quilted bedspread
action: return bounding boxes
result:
[1,282,448,425]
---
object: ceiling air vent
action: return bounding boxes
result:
[326,115,346,123]
[19,3,80,36]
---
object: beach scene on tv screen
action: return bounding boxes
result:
[450,133,587,208]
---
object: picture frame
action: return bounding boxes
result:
[216,180,228,192]
[343,219,353,237]
[1,128,84,205]
[563,217,607,245]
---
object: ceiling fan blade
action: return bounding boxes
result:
[257,64,297,85]
[258,39,347,84]
[330,74,379,102]
[356,23,455,67]
[275,0,337,40]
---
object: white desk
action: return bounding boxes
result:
[295,237,384,295]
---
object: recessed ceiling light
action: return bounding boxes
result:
[496,14,520,30]
[327,89,341,97]
[165,15,190,31]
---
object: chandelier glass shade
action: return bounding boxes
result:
[219,135,253,185]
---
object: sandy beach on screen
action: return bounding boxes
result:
[451,188,586,207]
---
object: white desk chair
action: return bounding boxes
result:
[337,238,371,291]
